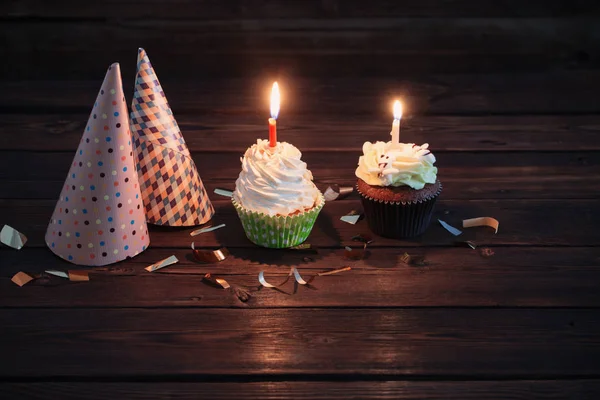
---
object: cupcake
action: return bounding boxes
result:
[356,141,441,238]
[233,139,324,248]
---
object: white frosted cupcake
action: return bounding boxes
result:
[233,139,324,248]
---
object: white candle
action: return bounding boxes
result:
[390,100,402,147]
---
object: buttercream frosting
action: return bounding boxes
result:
[355,141,437,189]
[233,139,320,216]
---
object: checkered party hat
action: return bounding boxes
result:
[45,63,150,266]
[130,48,214,226]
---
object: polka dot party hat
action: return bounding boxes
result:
[130,48,215,226]
[45,63,150,266]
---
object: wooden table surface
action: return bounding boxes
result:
[2,1,600,398]
[1,70,600,399]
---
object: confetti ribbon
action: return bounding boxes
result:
[202,273,230,289]
[258,267,308,288]
[145,255,179,272]
[324,185,354,201]
[214,188,233,198]
[340,210,362,225]
[463,217,499,233]
[190,223,226,236]
[191,242,230,263]
[1,225,27,250]
[438,219,462,236]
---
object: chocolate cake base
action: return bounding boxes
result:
[357,178,442,239]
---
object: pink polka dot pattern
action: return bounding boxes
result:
[45,63,150,266]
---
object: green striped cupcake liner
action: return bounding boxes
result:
[232,192,325,249]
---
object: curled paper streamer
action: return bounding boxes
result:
[438,219,463,236]
[463,217,499,233]
[214,188,233,198]
[45,270,90,281]
[203,273,230,289]
[1,225,27,250]
[258,267,308,288]
[191,242,230,263]
[340,210,361,225]
[324,185,354,201]
[68,270,90,282]
[11,272,34,287]
[145,255,179,272]
[190,223,226,237]
[317,266,351,276]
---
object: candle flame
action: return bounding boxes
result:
[393,100,402,120]
[270,82,280,119]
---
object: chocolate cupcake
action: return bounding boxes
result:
[355,141,441,238]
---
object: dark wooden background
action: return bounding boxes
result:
[2,1,600,399]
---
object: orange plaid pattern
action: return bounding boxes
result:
[130,48,214,226]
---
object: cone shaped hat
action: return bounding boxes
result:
[130,48,214,226]
[45,63,150,266]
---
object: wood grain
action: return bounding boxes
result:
[1,308,599,377]
[4,0,600,19]
[2,17,598,78]
[0,151,597,200]
[2,380,599,400]
[1,247,599,308]
[1,198,599,248]
[3,72,600,115]
[2,114,599,152]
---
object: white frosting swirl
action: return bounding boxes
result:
[233,139,320,216]
[355,141,438,189]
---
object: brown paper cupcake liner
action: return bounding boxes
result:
[357,182,442,239]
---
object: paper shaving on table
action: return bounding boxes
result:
[438,219,463,236]
[324,185,354,201]
[317,266,352,276]
[202,273,230,289]
[68,270,90,281]
[214,188,233,198]
[145,255,179,272]
[340,210,361,225]
[45,270,70,279]
[1,225,27,250]
[11,272,34,287]
[190,223,226,237]
[344,243,367,260]
[456,241,477,249]
[463,217,499,233]
[191,242,230,263]
[258,267,308,288]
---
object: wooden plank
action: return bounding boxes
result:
[2,114,600,152]
[2,73,600,115]
[1,308,600,377]
[0,151,598,200]
[2,380,599,400]
[3,0,599,19]
[1,247,599,308]
[1,198,599,248]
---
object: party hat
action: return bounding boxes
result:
[45,63,150,266]
[130,48,214,226]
